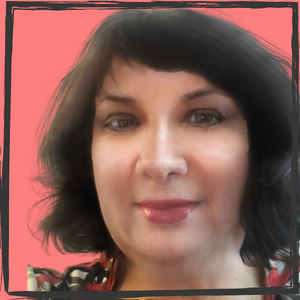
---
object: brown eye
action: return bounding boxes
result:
[105,115,137,130]
[188,111,222,127]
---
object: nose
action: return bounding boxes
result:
[135,124,188,181]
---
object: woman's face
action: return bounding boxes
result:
[92,59,249,263]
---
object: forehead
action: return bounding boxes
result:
[100,58,218,96]
[95,59,244,118]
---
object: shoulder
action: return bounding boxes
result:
[265,256,300,300]
[27,253,118,292]
[265,259,293,288]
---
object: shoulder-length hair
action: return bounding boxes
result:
[30,8,296,270]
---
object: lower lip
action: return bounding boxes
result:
[138,203,198,224]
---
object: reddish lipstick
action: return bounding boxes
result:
[138,200,198,224]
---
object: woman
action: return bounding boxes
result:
[27,8,298,299]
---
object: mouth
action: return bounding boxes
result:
[138,199,199,224]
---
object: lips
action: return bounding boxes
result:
[138,200,198,224]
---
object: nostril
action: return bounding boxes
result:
[135,155,188,181]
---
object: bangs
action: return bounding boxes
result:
[99,9,243,82]
[91,9,291,158]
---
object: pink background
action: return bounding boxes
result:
[0,0,295,298]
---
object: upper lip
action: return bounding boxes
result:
[138,199,198,209]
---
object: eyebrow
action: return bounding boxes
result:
[96,88,223,105]
[97,93,136,104]
[181,88,224,103]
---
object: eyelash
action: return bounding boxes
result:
[104,114,139,131]
[187,110,223,127]
[103,110,223,131]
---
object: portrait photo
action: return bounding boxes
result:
[1,1,298,300]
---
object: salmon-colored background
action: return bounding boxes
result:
[0,0,296,298]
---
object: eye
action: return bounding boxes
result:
[104,115,138,131]
[188,111,222,127]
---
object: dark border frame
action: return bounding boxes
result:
[1,1,299,299]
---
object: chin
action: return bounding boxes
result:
[142,242,202,264]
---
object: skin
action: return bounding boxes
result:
[91,59,264,298]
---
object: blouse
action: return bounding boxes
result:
[27,253,300,300]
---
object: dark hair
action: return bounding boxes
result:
[30,9,297,270]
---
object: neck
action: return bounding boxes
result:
[115,231,265,293]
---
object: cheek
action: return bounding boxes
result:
[206,140,249,180]
[91,135,140,243]
[92,143,119,174]
[91,136,135,209]
[189,128,249,230]
[191,124,250,202]
[198,121,249,175]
